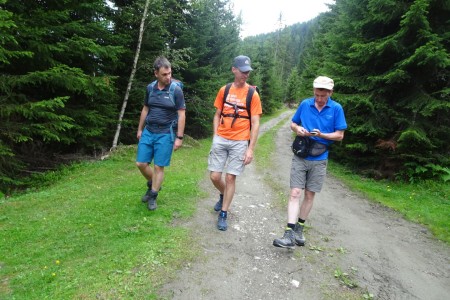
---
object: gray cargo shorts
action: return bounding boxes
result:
[208,135,248,176]
[290,155,328,193]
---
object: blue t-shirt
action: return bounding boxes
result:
[292,97,347,160]
[144,81,186,133]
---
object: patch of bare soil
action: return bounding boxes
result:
[159,111,450,300]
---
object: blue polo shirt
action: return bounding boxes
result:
[292,97,347,160]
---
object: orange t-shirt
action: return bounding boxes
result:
[214,83,263,141]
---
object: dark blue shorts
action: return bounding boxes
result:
[136,128,174,166]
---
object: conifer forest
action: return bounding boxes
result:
[1,0,449,194]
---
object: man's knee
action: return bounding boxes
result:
[210,171,221,183]
[225,173,236,185]
[154,165,165,172]
[136,162,147,170]
[290,187,303,199]
[304,190,316,202]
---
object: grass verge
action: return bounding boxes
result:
[0,140,210,299]
[254,112,291,206]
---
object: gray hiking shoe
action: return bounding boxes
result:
[273,229,295,249]
[214,195,223,212]
[294,223,306,246]
[142,180,162,203]
[141,189,152,203]
[217,213,227,231]
[147,191,158,211]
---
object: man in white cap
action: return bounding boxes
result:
[208,55,263,231]
[273,76,347,248]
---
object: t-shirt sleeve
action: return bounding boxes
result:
[174,86,186,110]
[292,100,306,124]
[334,104,347,130]
[144,86,150,106]
[213,86,226,110]
[250,91,263,116]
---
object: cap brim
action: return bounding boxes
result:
[238,66,252,72]
[313,84,333,90]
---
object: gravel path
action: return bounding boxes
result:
[159,111,450,300]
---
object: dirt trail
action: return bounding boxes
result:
[159,111,450,300]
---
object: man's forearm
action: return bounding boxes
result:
[177,111,186,136]
[248,117,260,151]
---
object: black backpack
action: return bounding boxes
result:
[220,83,260,128]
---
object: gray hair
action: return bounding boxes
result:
[153,56,171,71]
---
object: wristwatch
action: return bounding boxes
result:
[176,135,184,140]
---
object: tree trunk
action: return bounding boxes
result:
[112,0,150,149]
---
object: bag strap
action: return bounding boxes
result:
[168,81,177,106]
[146,80,157,105]
[221,83,233,112]
[246,86,255,130]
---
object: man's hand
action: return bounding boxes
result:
[243,148,254,165]
[295,125,308,136]
[310,128,321,137]
[173,138,183,151]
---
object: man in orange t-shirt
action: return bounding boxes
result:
[208,55,263,231]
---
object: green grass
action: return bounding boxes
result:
[0,142,210,299]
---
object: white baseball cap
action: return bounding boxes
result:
[313,76,334,90]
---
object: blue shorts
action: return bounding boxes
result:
[136,129,174,167]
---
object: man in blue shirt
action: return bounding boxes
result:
[136,56,186,211]
[273,76,347,248]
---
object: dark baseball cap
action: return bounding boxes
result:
[233,55,253,72]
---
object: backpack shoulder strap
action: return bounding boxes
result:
[146,80,158,105]
[221,83,233,111]
[168,81,177,106]
[246,86,256,131]
[246,86,256,120]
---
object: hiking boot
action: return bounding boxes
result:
[147,191,158,211]
[142,180,163,203]
[141,189,152,203]
[214,195,223,212]
[217,212,227,231]
[294,223,306,246]
[273,229,295,249]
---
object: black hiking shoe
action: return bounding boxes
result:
[142,180,162,203]
[141,188,152,203]
[294,223,306,246]
[147,191,158,211]
[273,229,295,249]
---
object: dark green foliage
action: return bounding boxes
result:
[170,0,241,137]
[286,67,301,106]
[110,0,191,145]
[2,0,448,195]
[0,0,242,194]
[299,0,450,182]
[0,0,124,194]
